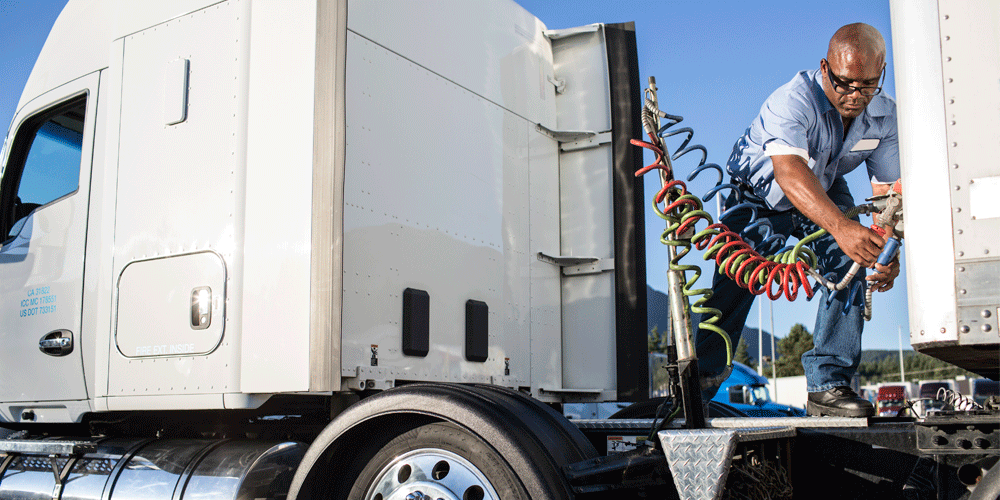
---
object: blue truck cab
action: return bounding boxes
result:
[712,362,806,417]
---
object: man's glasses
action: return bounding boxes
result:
[823,59,885,97]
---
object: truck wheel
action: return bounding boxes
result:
[348,421,527,500]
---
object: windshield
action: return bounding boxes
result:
[919,383,949,399]
[750,385,770,404]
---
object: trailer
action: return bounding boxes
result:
[0,0,996,499]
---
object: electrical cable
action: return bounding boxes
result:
[644,402,681,445]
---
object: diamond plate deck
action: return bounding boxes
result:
[708,416,868,428]
[570,415,869,430]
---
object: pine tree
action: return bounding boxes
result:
[774,323,813,377]
[648,326,668,354]
[734,338,756,371]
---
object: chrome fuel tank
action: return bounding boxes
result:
[0,438,304,500]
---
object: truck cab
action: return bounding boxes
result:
[875,384,909,417]
[0,1,652,498]
[0,0,648,422]
[712,362,806,417]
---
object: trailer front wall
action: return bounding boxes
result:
[893,0,1000,378]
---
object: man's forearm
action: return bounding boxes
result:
[771,154,851,234]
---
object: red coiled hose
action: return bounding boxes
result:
[631,137,816,302]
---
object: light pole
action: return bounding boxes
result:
[898,325,905,383]
[770,299,777,399]
[758,300,763,376]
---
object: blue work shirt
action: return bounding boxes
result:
[726,68,899,211]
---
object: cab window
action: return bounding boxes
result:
[0,95,86,243]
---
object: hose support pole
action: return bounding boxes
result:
[645,76,705,429]
[666,234,705,428]
[676,359,705,428]
[667,229,696,362]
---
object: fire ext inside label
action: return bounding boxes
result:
[19,286,57,318]
[134,344,197,356]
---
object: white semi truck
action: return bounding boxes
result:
[0,0,995,499]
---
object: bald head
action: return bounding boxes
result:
[821,23,887,122]
[828,23,886,63]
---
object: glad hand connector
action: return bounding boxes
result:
[867,179,904,266]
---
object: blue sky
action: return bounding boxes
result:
[1,0,909,351]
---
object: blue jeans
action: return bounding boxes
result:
[694,176,865,395]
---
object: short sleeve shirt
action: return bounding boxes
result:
[726,69,899,211]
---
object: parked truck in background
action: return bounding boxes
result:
[876,384,909,417]
[712,362,805,417]
[920,381,957,400]
[0,0,996,499]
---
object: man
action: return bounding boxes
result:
[695,23,900,417]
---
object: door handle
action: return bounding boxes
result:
[39,330,73,356]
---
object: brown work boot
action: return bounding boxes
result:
[807,386,875,417]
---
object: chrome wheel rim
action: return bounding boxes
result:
[364,448,500,500]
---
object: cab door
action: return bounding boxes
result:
[0,73,99,403]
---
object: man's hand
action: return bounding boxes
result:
[867,258,899,292]
[830,220,885,268]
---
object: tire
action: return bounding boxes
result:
[348,421,528,500]
[288,384,584,500]
[470,384,598,463]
